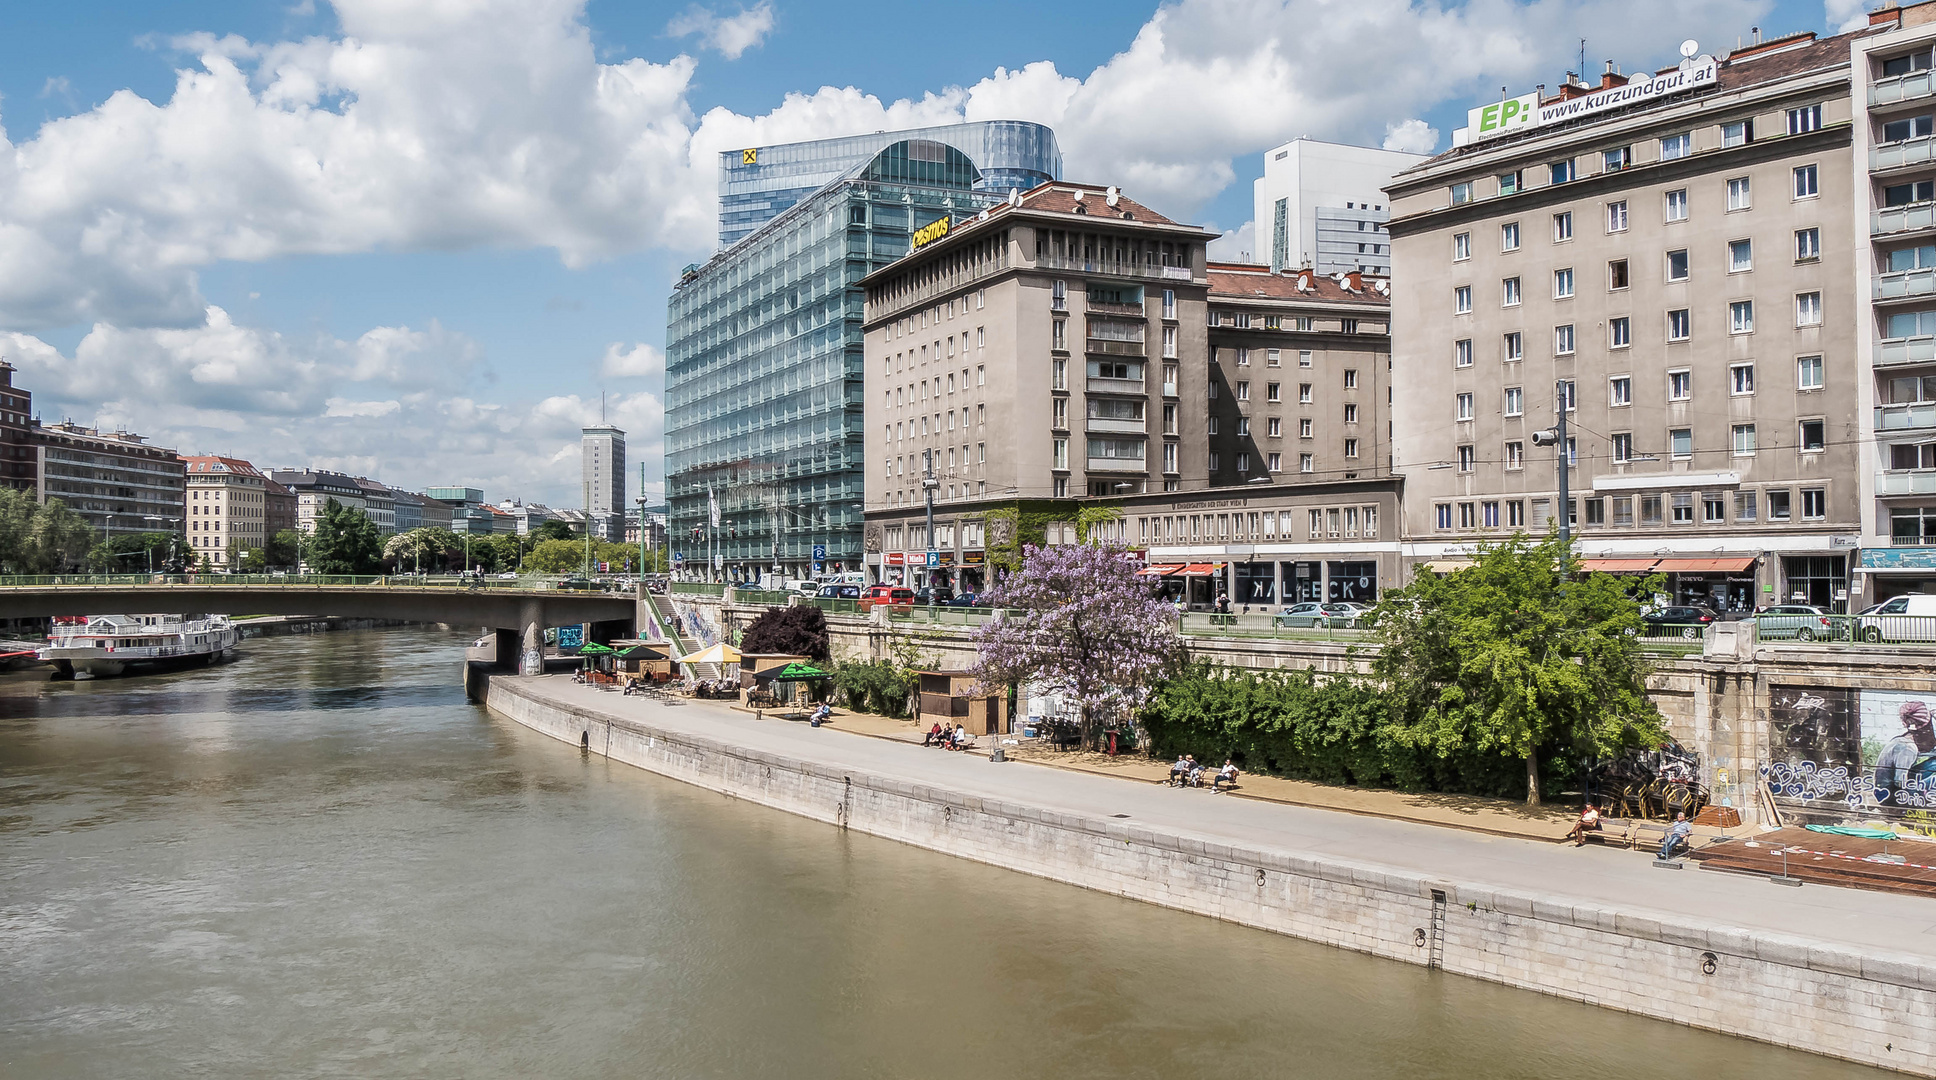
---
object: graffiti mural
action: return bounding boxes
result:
[1767,685,1936,827]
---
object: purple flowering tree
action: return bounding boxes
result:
[971,542,1183,747]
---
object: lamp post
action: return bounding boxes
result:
[922,449,938,591]
[1530,381,1573,547]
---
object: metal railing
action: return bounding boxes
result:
[1872,202,1936,238]
[1875,335,1936,367]
[732,588,794,606]
[0,573,608,591]
[1876,266,1936,302]
[1751,613,1936,647]
[1872,134,1936,173]
[1877,401,1936,432]
[672,582,726,597]
[1872,68,1936,107]
[798,596,862,615]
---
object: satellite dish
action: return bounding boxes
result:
[1680,39,1699,58]
[1006,189,1022,208]
[1105,185,1120,208]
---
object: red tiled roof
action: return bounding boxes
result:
[1002,182,1182,226]
[182,454,265,478]
[1206,262,1390,306]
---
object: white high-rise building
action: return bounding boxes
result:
[581,424,626,542]
[1253,138,1426,275]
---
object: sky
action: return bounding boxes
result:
[0,0,1848,509]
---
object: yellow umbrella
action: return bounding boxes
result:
[677,642,741,665]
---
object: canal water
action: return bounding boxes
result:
[0,628,1885,1078]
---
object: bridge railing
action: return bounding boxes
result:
[0,573,630,593]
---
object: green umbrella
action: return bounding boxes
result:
[577,641,616,655]
[769,661,834,682]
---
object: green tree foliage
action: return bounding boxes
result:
[0,490,95,572]
[267,529,304,570]
[832,659,913,717]
[86,530,188,574]
[525,538,584,574]
[739,604,830,661]
[1368,532,1667,805]
[531,519,578,542]
[234,545,268,573]
[384,527,461,572]
[307,498,383,574]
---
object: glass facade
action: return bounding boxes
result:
[717,121,1060,248]
[669,126,1058,580]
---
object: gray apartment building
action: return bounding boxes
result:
[1388,29,1866,612]
[34,421,186,540]
[581,423,625,541]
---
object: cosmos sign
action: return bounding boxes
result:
[911,215,952,250]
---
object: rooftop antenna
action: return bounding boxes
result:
[1579,38,1586,80]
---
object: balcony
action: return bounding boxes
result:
[1085,300,1146,317]
[1873,69,1936,108]
[1878,402,1936,432]
[1877,267,1936,302]
[1086,338,1145,357]
[1086,376,1146,395]
[1036,256,1198,284]
[1086,457,1147,473]
[1878,469,1936,495]
[1872,134,1936,173]
[1085,417,1147,435]
[1876,335,1936,367]
[1873,202,1936,237]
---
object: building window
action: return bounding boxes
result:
[1788,104,1822,135]
[1661,132,1691,160]
[1454,232,1471,260]
[1768,489,1791,520]
[1456,392,1474,421]
[1735,491,1758,522]
[1550,160,1575,184]
[1641,495,1663,525]
[1802,487,1827,519]
[1612,432,1633,462]
[1704,494,1726,523]
[1052,438,1067,470]
[1266,417,1280,437]
[1052,398,1067,429]
[1208,451,1219,471]
[1505,441,1524,470]
[1668,369,1691,401]
[1236,381,1250,401]
[1665,189,1688,222]
[1671,428,1694,458]
[1553,211,1573,242]
[1798,354,1824,390]
[1504,332,1522,362]
[1608,259,1629,290]
[1299,350,1312,368]
[1606,200,1628,233]
[1672,493,1694,523]
[1668,309,1691,341]
[1731,363,1755,395]
[1455,285,1472,313]
[1052,358,1067,390]
[1722,119,1753,147]
[1052,280,1066,310]
[1458,502,1476,528]
[1610,317,1630,348]
[1163,442,1178,473]
[1052,319,1066,351]
[1343,403,1358,423]
[1343,369,1358,389]
[1799,419,1825,451]
[1299,418,1313,438]
[1729,300,1754,335]
[1603,147,1631,172]
[1300,453,1314,473]
[1732,422,1758,456]
[1455,339,1473,368]
[1299,383,1312,403]
[1266,348,1281,367]
[1498,170,1521,196]
[1554,324,1575,355]
[1267,382,1281,402]
[1727,176,1751,211]
[1796,292,1823,327]
[1504,386,1523,416]
[1343,439,1358,458]
[1552,268,1573,299]
[1267,452,1282,472]
[1796,228,1820,261]
[1236,452,1251,473]
[1502,277,1521,306]
[1436,504,1453,529]
[1729,238,1753,273]
[1208,416,1219,435]
[1613,496,1634,525]
[1794,164,1819,199]
[1502,221,1520,251]
[1163,326,1177,358]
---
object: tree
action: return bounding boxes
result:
[86,531,183,574]
[1367,532,1667,805]
[384,527,461,573]
[267,529,304,571]
[532,519,578,542]
[27,498,93,572]
[235,545,268,573]
[525,538,584,574]
[307,498,383,574]
[971,542,1183,747]
[740,604,830,661]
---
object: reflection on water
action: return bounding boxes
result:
[0,628,1886,1079]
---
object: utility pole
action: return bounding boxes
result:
[582,479,593,579]
[770,483,782,589]
[1532,380,1572,546]
[922,448,939,589]
[637,461,649,578]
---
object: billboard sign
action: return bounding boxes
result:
[1465,59,1718,144]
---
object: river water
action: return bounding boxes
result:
[0,628,1885,1078]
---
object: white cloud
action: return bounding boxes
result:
[1382,118,1438,155]
[1206,220,1256,262]
[1825,0,1868,32]
[666,3,775,60]
[600,342,665,379]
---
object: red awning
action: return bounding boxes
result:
[1653,557,1758,574]
[1579,558,1661,573]
[1137,564,1185,577]
[1178,563,1226,575]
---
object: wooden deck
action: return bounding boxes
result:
[1689,828,1936,897]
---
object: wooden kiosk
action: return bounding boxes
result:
[915,670,1008,736]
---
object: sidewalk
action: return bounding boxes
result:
[519,676,1936,965]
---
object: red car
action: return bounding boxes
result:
[860,585,915,610]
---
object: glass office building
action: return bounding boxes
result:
[667,123,1060,581]
[717,121,1061,248]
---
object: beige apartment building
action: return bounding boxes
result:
[184,455,270,567]
[1389,29,1866,612]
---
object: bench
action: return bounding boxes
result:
[1576,817,1674,851]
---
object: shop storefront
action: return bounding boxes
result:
[1235,562,1277,605]
[1858,548,1936,603]
[1325,561,1378,604]
[1657,556,1760,614]
[1781,555,1849,612]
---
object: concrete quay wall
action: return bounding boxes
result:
[485,674,1936,1076]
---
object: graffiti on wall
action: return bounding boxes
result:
[1767,685,1936,825]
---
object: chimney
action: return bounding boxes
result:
[1871,1,1902,26]
[1598,60,1628,91]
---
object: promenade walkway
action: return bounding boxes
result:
[510,675,1936,965]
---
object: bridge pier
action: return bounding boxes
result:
[519,599,544,676]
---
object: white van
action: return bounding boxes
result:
[824,572,866,587]
[1857,594,1936,642]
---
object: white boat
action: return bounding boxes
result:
[38,614,239,678]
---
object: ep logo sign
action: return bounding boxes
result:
[1468,93,1539,138]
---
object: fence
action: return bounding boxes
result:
[671,582,726,597]
[1751,613,1936,648]
[0,573,597,592]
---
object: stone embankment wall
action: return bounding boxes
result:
[234,615,419,638]
[486,674,1936,1076]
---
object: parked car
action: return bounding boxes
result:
[816,583,861,600]
[914,585,954,605]
[1857,593,1936,643]
[1275,602,1355,629]
[947,591,981,607]
[1325,601,1373,626]
[787,578,819,595]
[1642,605,1721,638]
[860,585,915,610]
[1756,604,1832,642]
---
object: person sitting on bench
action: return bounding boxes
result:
[1169,755,1190,785]
[1213,759,1239,792]
[1565,803,1602,847]
[1658,812,1692,861]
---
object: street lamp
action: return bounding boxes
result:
[1530,381,1573,547]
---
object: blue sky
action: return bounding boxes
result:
[0,0,1839,508]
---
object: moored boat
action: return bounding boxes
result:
[38,614,239,678]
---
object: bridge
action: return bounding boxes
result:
[0,575,643,675]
